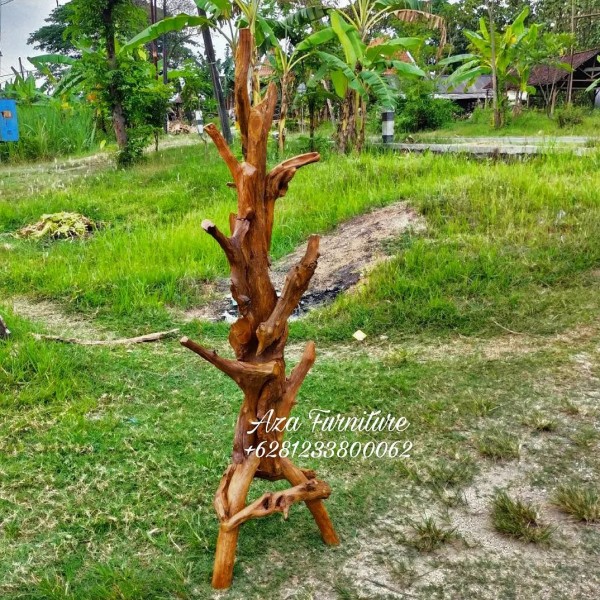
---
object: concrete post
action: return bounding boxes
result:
[382,108,394,144]
[195,110,204,135]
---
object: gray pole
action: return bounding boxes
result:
[197,7,232,144]
[382,108,394,144]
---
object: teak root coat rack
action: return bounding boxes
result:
[180,29,339,589]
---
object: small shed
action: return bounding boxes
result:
[434,75,492,110]
[528,48,600,107]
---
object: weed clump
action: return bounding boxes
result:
[553,484,600,523]
[17,213,99,240]
[492,491,552,543]
[476,431,520,461]
[407,517,458,552]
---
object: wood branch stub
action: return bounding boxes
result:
[31,329,179,346]
[264,153,321,249]
[180,337,281,390]
[204,124,241,181]
[266,153,321,202]
[255,236,320,355]
[202,220,236,264]
[278,342,316,425]
[222,479,331,532]
[247,82,278,177]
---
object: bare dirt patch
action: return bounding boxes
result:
[10,297,108,339]
[185,201,425,322]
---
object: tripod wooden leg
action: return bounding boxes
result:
[212,457,260,589]
[281,458,339,545]
[212,524,242,589]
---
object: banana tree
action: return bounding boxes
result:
[439,7,532,128]
[509,29,571,115]
[393,1,447,59]
[338,0,437,42]
[300,10,424,152]
[258,7,329,152]
[2,72,49,105]
[29,13,209,159]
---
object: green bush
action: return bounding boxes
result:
[556,105,586,129]
[116,126,152,168]
[396,81,460,133]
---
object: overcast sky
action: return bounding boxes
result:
[0,0,59,80]
[0,0,224,83]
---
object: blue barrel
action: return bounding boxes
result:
[0,99,19,142]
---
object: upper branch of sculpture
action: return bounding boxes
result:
[181,28,322,468]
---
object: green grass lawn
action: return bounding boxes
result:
[1,141,600,599]
[412,107,600,140]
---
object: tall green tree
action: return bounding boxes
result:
[441,7,532,128]
[31,10,208,165]
[65,0,147,150]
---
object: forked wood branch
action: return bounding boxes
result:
[256,235,320,355]
[180,336,281,390]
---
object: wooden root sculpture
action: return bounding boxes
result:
[181,29,339,589]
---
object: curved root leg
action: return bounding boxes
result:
[212,456,260,589]
[281,457,340,545]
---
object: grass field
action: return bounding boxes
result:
[412,107,600,140]
[1,140,600,599]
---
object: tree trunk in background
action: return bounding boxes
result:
[309,95,317,152]
[112,102,128,149]
[181,29,338,590]
[197,7,232,144]
[278,72,289,153]
[337,91,353,153]
[103,3,128,150]
[357,96,366,153]
[486,0,502,129]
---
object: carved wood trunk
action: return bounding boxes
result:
[180,29,339,590]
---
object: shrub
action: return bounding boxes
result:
[556,105,586,128]
[116,126,152,168]
[396,80,460,133]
